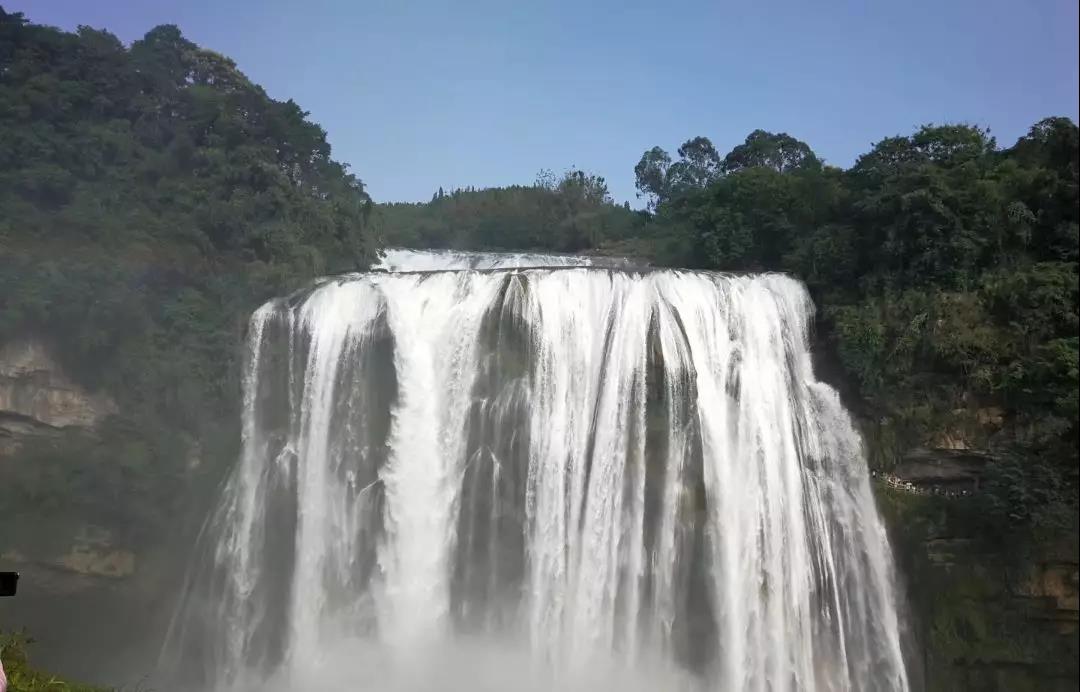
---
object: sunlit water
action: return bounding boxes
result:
[372,247,601,271]
[163,250,910,691]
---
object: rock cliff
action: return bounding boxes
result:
[0,337,116,456]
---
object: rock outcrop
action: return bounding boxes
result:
[1,525,136,581]
[56,525,137,579]
[892,447,993,492]
[879,486,1079,691]
[0,337,116,455]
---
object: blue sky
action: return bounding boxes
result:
[12,0,1079,204]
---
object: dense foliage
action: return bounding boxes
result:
[0,9,377,267]
[630,122,1078,537]
[379,169,642,252]
[0,8,378,539]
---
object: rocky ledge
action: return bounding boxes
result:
[0,337,116,455]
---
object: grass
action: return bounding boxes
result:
[0,631,111,692]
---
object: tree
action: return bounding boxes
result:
[667,136,722,194]
[1011,117,1080,176]
[634,146,672,211]
[684,166,801,269]
[635,138,725,210]
[853,124,997,177]
[557,167,611,204]
[721,129,821,174]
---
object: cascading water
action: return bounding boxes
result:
[372,248,605,271]
[163,250,910,692]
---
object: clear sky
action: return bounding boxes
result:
[11,0,1079,204]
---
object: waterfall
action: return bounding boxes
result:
[372,248,599,271]
[163,251,910,692]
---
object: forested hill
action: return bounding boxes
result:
[631,123,1079,535]
[0,8,379,548]
[378,171,643,253]
[0,8,377,270]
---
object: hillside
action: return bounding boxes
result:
[0,6,380,536]
[378,171,642,253]
[0,8,379,683]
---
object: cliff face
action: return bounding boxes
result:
[862,410,1078,691]
[0,336,133,580]
[0,336,170,684]
[0,337,116,455]
[879,485,1078,692]
[819,313,1078,691]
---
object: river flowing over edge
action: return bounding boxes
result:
[162,251,911,692]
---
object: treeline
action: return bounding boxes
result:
[0,8,377,538]
[0,8,376,268]
[379,169,642,252]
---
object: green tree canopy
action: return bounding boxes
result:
[637,120,1078,533]
[0,8,381,539]
[720,129,821,174]
[0,8,377,271]
[380,168,640,253]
